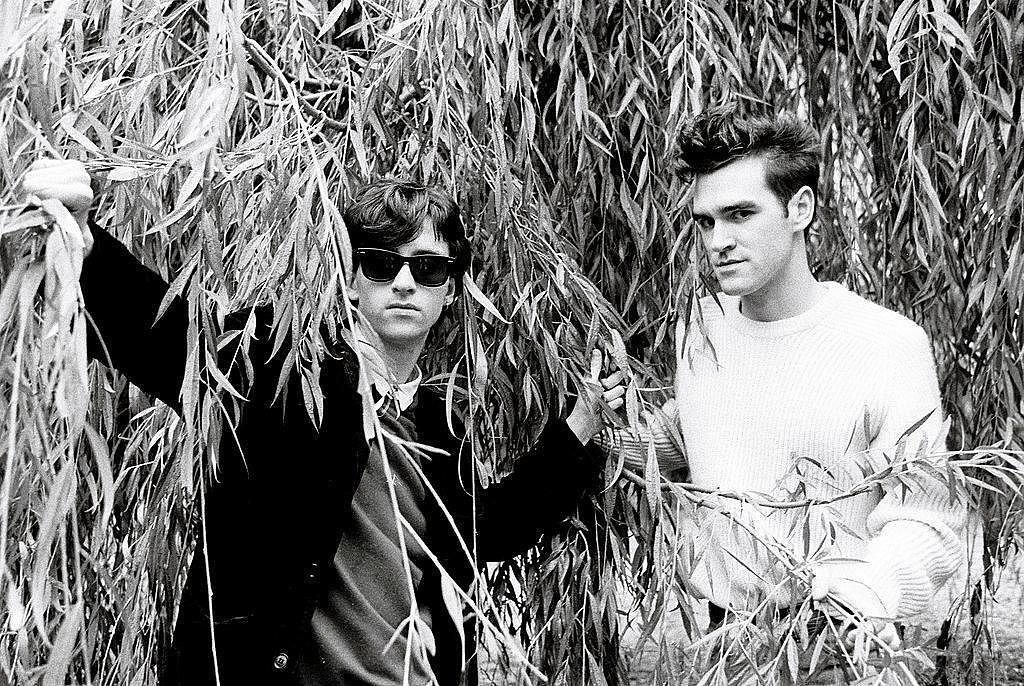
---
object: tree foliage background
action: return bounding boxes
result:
[1,0,1022,684]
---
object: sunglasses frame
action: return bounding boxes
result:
[354,248,456,287]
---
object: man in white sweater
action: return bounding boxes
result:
[604,110,964,663]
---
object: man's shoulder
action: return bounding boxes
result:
[825,284,930,351]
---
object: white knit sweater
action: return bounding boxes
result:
[606,282,964,618]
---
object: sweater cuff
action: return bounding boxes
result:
[827,558,903,618]
[833,520,957,619]
[864,520,960,617]
[825,520,958,619]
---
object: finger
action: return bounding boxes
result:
[850,625,871,662]
[23,171,92,198]
[23,179,92,198]
[810,566,830,602]
[23,183,93,211]
[877,623,900,650]
[600,370,625,389]
[589,349,602,384]
[607,398,624,411]
[26,159,89,183]
[25,161,89,185]
[603,386,626,402]
[28,157,64,170]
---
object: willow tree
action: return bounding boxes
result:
[1,0,1022,684]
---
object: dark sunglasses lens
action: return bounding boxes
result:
[410,257,451,286]
[360,252,401,281]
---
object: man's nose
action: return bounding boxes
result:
[705,224,736,254]
[392,263,416,291]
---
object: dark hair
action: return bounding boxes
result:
[676,107,820,221]
[344,180,471,290]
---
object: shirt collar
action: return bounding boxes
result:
[352,322,422,415]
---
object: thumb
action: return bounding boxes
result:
[78,215,94,255]
[810,565,831,602]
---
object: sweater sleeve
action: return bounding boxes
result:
[836,324,965,618]
[592,399,687,473]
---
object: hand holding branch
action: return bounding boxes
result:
[566,348,626,445]
[810,562,902,656]
[19,158,95,254]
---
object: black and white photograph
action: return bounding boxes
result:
[1,1,1022,684]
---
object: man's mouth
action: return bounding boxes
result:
[386,303,420,311]
[716,259,745,268]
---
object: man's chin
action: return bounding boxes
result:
[718,281,752,297]
[377,326,431,349]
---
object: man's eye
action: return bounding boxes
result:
[695,218,713,231]
[731,210,753,222]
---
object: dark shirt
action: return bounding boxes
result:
[297,403,435,685]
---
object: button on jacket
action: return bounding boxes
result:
[81,225,604,685]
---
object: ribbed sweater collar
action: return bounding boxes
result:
[721,281,842,338]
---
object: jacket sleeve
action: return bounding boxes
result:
[81,222,189,412]
[473,415,606,561]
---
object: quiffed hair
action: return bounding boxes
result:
[676,107,820,213]
[343,180,471,290]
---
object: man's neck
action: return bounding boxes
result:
[739,255,821,322]
[378,341,424,384]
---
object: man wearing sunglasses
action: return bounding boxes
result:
[357,248,455,286]
[20,163,626,686]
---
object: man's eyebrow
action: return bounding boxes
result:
[410,249,448,256]
[691,201,758,221]
[718,201,758,214]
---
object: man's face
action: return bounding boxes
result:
[690,156,807,299]
[350,226,455,349]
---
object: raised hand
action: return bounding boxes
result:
[810,562,902,657]
[566,348,627,445]
[21,158,94,254]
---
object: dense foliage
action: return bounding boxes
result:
[1,0,1022,684]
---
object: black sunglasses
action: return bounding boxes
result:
[355,248,456,287]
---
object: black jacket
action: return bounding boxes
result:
[81,226,603,685]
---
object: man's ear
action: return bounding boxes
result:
[788,186,815,234]
[346,269,360,305]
